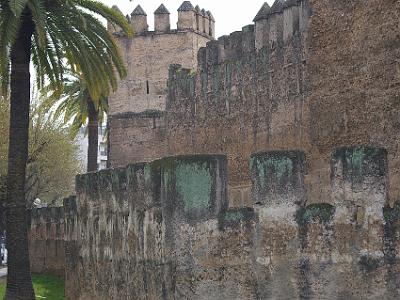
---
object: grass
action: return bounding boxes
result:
[0,274,64,299]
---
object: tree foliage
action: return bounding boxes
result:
[51,72,109,138]
[0,0,132,100]
[0,1,131,296]
[0,96,81,207]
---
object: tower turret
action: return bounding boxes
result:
[254,2,271,50]
[131,5,148,34]
[268,0,285,47]
[177,1,196,30]
[283,0,301,42]
[195,5,203,32]
[154,4,170,32]
[108,5,123,34]
[201,9,209,35]
[207,11,215,38]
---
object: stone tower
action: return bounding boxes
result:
[108,2,215,167]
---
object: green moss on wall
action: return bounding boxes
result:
[225,63,233,97]
[189,76,196,98]
[159,155,226,222]
[383,202,400,223]
[175,162,212,213]
[296,203,335,225]
[140,109,164,118]
[350,147,365,176]
[201,72,208,99]
[332,146,387,182]
[163,168,171,193]
[251,156,293,189]
[144,164,152,184]
[218,208,255,230]
[358,255,381,273]
[77,172,99,196]
[110,168,126,190]
[174,68,194,98]
[97,169,112,191]
[212,65,221,96]
[223,210,244,223]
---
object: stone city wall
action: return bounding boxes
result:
[165,0,400,209]
[29,206,65,277]
[108,2,213,167]
[166,0,311,207]
[28,0,400,298]
[65,150,400,299]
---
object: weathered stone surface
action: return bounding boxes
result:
[66,155,232,299]
[63,196,79,299]
[29,206,65,277]
[251,150,306,206]
[64,146,400,299]
[30,0,400,298]
[108,3,214,168]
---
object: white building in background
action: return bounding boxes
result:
[75,125,108,171]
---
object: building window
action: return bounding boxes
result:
[99,160,107,170]
[146,80,150,94]
[99,142,107,156]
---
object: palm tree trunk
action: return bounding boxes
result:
[106,119,110,169]
[87,99,98,172]
[0,176,6,238]
[5,8,35,300]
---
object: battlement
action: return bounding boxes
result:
[29,206,65,277]
[195,0,310,71]
[254,0,310,50]
[107,3,215,166]
[65,147,400,298]
[159,0,310,78]
[108,1,215,39]
[34,0,400,298]
[197,25,256,70]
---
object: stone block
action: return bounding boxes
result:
[158,155,228,224]
[331,146,388,216]
[251,150,306,206]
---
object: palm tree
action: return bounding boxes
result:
[54,74,108,172]
[0,1,131,298]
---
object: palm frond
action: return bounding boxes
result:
[2,0,129,139]
[78,0,133,37]
[8,0,29,17]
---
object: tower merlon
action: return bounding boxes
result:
[201,9,210,35]
[195,5,204,32]
[270,0,285,15]
[207,11,215,38]
[254,0,309,51]
[197,24,255,68]
[131,5,148,34]
[283,0,301,42]
[177,1,197,31]
[154,4,171,32]
[253,2,271,22]
[108,5,123,34]
[254,3,271,50]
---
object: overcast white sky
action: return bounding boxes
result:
[100,0,275,38]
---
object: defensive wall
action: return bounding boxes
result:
[63,149,400,299]
[108,0,400,208]
[164,0,400,208]
[29,206,65,277]
[108,2,214,166]
[26,0,400,298]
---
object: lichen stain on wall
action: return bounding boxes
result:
[251,155,294,189]
[175,162,212,213]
